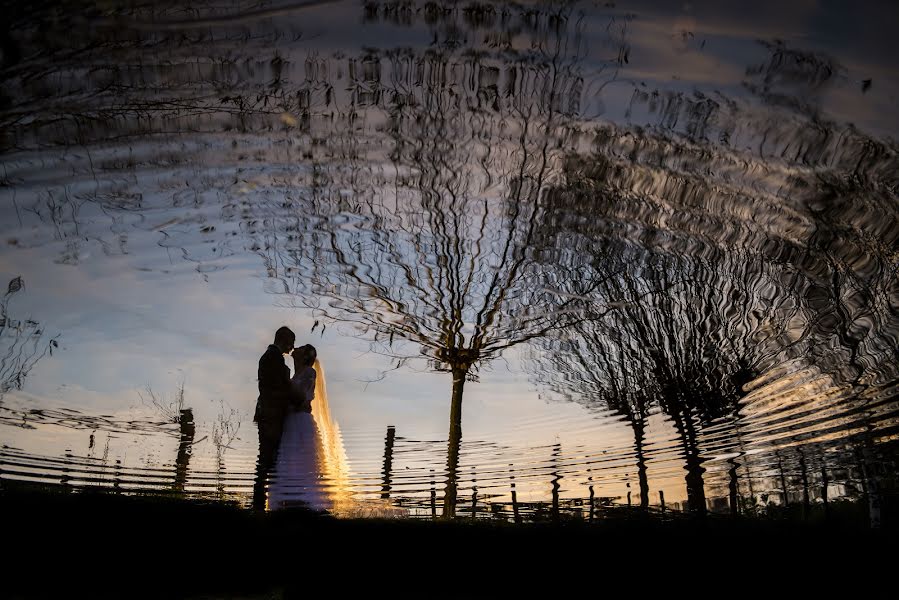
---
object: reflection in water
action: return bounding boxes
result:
[525,100,899,517]
[0,0,897,523]
[0,277,58,399]
[266,360,358,515]
[253,328,296,511]
[381,425,396,499]
[254,2,618,518]
[308,360,354,514]
[173,408,194,493]
[211,399,241,499]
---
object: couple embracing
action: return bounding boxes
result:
[252,325,319,511]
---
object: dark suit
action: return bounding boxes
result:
[253,344,295,510]
[255,344,294,423]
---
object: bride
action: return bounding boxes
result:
[267,344,351,512]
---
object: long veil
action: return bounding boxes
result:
[309,359,353,514]
[310,360,408,518]
[270,359,407,517]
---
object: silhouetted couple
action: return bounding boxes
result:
[252,326,318,511]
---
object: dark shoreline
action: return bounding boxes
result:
[3,480,896,598]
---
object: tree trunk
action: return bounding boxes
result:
[442,365,467,519]
[671,407,706,516]
[632,418,649,510]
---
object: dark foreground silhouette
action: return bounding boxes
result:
[2,481,896,598]
[253,326,298,511]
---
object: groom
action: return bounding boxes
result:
[252,325,302,510]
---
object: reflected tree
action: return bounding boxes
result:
[528,78,899,511]
[526,116,897,514]
[0,276,58,400]
[211,398,241,498]
[138,381,199,494]
[247,5,633,517]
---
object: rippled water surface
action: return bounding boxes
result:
[1,0,898,522]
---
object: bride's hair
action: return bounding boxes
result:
[292,344,317,367]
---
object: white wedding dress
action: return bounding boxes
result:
[266,360,351,512]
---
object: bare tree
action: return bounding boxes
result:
[246,5,631,516]
[0,276,58,399]
[528,94,899,515]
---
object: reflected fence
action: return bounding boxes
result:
[3,421,893,527]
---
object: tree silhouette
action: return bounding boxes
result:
[0,276,58,400]
[247,5,633,516]
[528,97,899,514]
